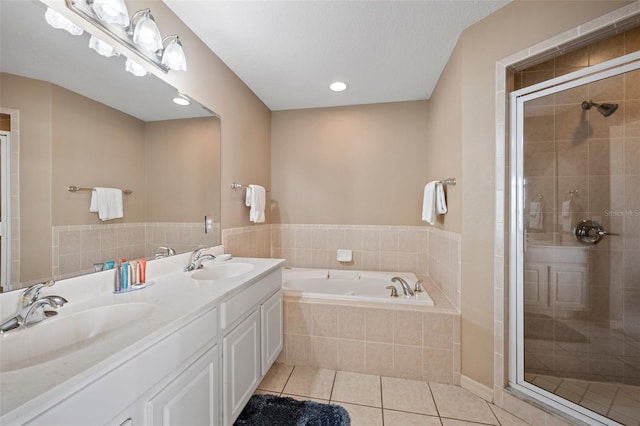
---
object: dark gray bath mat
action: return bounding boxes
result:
[234,394,351,426]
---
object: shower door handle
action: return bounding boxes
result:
[573,220,619,244]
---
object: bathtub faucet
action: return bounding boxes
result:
[391,277,414,297]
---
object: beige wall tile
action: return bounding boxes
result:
[423,313,454,350]
[365,342,394,376]
[285,334,313,366]
[393,345,423,380]
[338,339,366,373]
[337,306,365,340]
[287,302,313,335]
[394,310,423,346]
[311,336,338,369]
[365,308,394,343]
[423,348,454,384]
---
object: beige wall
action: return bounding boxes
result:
[145,117,221,222]
[0,73,53,284]
[426,0,633,388]
[52,85,146,225]
[271,101,429,225]
[128,0,272,230]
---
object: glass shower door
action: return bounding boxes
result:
[513,59,639,425]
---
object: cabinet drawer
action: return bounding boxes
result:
[221,269,281,329]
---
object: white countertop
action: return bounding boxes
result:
[0,254,284,422]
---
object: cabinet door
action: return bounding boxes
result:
[147,345,220,426]
[223,310,260,426]
[523,262,549,308]
[550,263,588,311]
[261,290,283,376]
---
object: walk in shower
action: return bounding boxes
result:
[510,28,639,426]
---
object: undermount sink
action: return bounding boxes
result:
[189,262,255,281]
[0,303,155,373]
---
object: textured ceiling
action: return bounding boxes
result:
[164,0,511,111]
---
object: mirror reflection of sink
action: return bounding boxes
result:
[0,303,155,373]
[190,263,255,281]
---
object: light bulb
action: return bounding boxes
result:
[161,37,187,71]
[125,59,148,77]
[88,35,119,57]
[92,0,129,26]
[45,8,83,36]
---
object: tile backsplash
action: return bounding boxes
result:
[52,222,220,281]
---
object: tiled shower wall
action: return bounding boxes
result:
[223,224,461,309]
[52,222,220,281]
[515,26,640,386]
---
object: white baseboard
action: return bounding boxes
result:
[460,375,494,402]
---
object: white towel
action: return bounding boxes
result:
[245,187,252,207]
[528,201,543,230]
[91,187,123,221]
[561,200,572,232]
[436,183,447,214]
[249,184,265,223]
[422,181,437,225]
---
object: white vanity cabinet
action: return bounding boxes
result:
[524,245,589,312]
[22,308,220,426]
[221,269,283,426]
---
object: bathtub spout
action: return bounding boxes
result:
[391,277,414,297]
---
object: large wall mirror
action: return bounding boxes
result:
[0,0,221,292]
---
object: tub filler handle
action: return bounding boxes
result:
[385,285,399,298]
[414,279,424,293]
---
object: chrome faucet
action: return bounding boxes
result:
[155,246,176,259]
[0,281,68,333]
[391,276,414,297]
[185,247,215,272]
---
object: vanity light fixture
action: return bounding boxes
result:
[128,9,163,52]
[88,35,119,57]
[329,81,348,92]
[125,58,148,77]
[90,0,129,27]
[172,93,191,106]
[161,36,187,71]
[66,0,188,75]
[45,7,83,35]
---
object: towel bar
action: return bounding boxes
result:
[437,178,456,186]
[67,186,133,195]
[231,182,270,192]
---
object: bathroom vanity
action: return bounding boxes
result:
[0,255,284,426]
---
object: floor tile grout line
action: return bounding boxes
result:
[427,381,442,419]
[486,401,504,426]
[380,375,385,426]
[606,385,622,418]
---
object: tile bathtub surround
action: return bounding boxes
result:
[271,224,461,309]
[52,222,219,280]
[279,281,461,384]
[256,364,534,425]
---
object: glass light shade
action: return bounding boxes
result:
[125,58,148,77]
[88,35,119,57]
[132,12,163,51]
[45,8,83,36]
[161,37,187,71]
[92,0,129,27]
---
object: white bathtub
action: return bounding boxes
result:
[282,268,434,306]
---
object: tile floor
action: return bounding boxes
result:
[256,363,532,425]
[526,373,640,426]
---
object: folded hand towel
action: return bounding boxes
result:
[436,183,447,214]
[90,190,99,213]
[245,187,252,207]
[528,201,543,230]
[93,187,123,221]
[249,184,266,223]
[561,200,573,232]
[422,181,437,225]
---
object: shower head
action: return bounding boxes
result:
[581,100,618,117]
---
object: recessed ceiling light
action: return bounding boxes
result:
[172,93,191,106]
[329,81,348,92]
